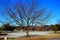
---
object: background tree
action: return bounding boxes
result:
[53,25,58,33]
[55,24,60,31]
[0,0,52,36]
[1,23,15,31]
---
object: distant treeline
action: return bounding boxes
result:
[0,24,60,31]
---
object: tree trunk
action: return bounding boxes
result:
[26,30,29,37]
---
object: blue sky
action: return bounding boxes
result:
[0,0,60,26]
[41,0,60,25]
[38,0,60,25]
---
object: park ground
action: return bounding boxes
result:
[8,31,60,40]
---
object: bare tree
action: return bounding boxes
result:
[0,0,52,36]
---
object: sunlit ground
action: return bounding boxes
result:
[7,31,60,40]
[7,34,60,40]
